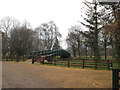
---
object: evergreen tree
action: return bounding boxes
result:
[52,37,61,50]
[81,0,102,60]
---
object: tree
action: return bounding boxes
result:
[81,0,105,60]
[35,21,61,50]
[66,26,84,57]
[0,17,20,35]
[81,31,94,58]
[66,32,77,57]
[52,37,61,50]
[9,24,34,56]
[98,4,116,59]
[96,2,120,68]
[0,17,20,56]
[97,3,120,69]
[103,9,120,68]
[74,29,84,57]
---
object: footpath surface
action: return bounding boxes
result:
[2,61,112,88]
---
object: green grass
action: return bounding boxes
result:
[112,62,120,69]
[2,59,27,61]
[71,56,115,60]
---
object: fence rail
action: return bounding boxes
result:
[34,57,113,70]
[112,69,120,90]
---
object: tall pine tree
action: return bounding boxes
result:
[81,0,101,60]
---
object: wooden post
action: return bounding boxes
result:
[68,58,70,68]
[95,60,97,70]
[43,57,45,64]
[39,56,41,64]
[110,62,113,69]
[54,58,56,66]
[112,69,119,90]
[108,60,110,70]
[32,55,35,64]
[82,59,85,69]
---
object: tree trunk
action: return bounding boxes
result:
[77,42,81,57]
[90,47,93,58]
[72,46,76,57]
[94,2,100,60]
[104,37,107,60]
[85,47,88,59]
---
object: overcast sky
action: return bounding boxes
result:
[0,0,89,49]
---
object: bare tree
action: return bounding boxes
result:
[0,17,20,56]
[66,26,84,57]
[35,21,61,50]
[9,24,34,56]
[66,32,77,57]
[103,9,120,68]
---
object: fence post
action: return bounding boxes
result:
[112,69,119,90]
[32,55,35,64]
[43,57,45,64]
[108,60,110,70]
[9,55,11,61]
[68,58,70,68]
[82,59,85,69]
[39,56,41,64]
[54,58,56,66]
[95,60,97,70]
[110,62,113,69]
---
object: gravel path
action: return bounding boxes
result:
[2,61,112,88]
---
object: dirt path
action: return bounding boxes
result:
[2,61,112,88]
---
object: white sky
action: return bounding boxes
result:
[0,0,89,49]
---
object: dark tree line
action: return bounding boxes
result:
[1,17,61,57]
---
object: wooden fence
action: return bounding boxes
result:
[2,55,28,61]
[112,69,120,90]
[43,58,113,70]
